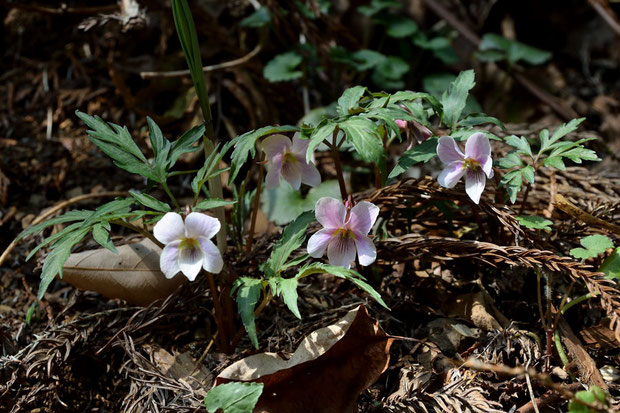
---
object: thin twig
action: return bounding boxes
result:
[139,43,262,79]
[1,1,119,15]
[588,0,620,36]
[0,191,127,267]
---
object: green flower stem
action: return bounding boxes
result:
[561,293,593,315]
[109,220,164,248]
[554,329,576,381]
[161,181,180,210]
[330,127,348,200]
[245,153,264,254]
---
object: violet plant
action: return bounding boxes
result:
[16,0,603,359]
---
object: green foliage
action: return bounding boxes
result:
[440,69,476,130]
[338,116,385,165]
[358,0,400,16]
[129,190,171,213]
[568,386,608,412]
[264,51,304,82]
[498,118,600,203]
[239,6,270,28]
[261,180,340,225]
[77,111,204,184]
[19,197,166,299]
[570,235,614,260]
[389,137,438,178]
[297,263,389,309]
[337,86,368,116]
[171,0,211,121]
[204,382,264,413]
[599,247,620,281]
[228,125,299,183]
[232,277,263,349]
[192,139,236,197]
[194,199,237,211]
[478,34,551,65]
[262,211,315,277]
[385,16,418,38]
[372,56,410,90]
[515,216,553,231]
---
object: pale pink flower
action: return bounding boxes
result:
[395,119,408,130]
[436,132,493,204]
[153,212,223,281]
[260,133,321,190]
[307,197,379,268]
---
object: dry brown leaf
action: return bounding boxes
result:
[216,305,393,413]
[62,239,186,306]
[151,346,213,397]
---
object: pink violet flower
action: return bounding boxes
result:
[436,132,494,204]
[153,212,223,281]
[307,197,380,268]
[260,133,321,190]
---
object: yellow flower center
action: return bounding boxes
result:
[179,237,200,251]
[463,158,481,171]
[282,151,298,165]
[333,228,356,240]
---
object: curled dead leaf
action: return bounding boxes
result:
[216,305,393,413]
[62,239,186,305]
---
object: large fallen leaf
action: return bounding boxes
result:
[62,239,185,305]
[216,305,393,413]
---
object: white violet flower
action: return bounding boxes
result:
[153,212,223,281]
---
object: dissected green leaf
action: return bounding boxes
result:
[92,223,117,253]
[264,51,303,82]
[275,277,301,319]
[297,263,389,309]
[440,70,475,130]
[570,235,614,260]
[168,123,206,169]
[77,111,159,181]
[39,227,91,300]
[504,135,533,157]
[129,190,171,213]
[204,382,264,413]
[515,215,553,231]
[233,277,263,349]
[263,211,314,276]
[195,199,236,211]
[389,137,438,178]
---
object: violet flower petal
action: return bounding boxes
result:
[307,228,336,258]
[297,155,321,187]
[199,236,223,274]
[465,169,486,204]
[437,161,466,188]
[464,132,491,162]
[348,201,380,235]
[261,134,290,159]
[291,133,310,155]
[159,240,181,279]
[280,156,302,190]
[353,231,376,266]
[437,136,465,164]
[185,212,220,240]
[178,244,204,281]
[265,153,283,189]
[153,212,185,244]
[315,197,346,229]
[326,236,357,268]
